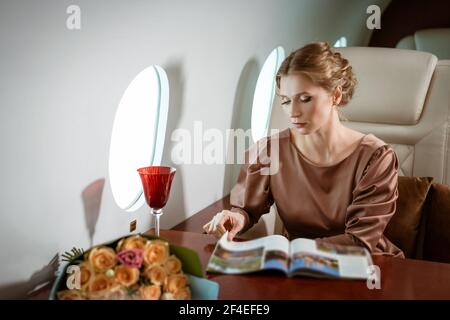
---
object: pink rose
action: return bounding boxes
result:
[117,249,144,268]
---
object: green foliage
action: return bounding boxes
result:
[61,247,85,263]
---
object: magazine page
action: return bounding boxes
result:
[207,232,290,274]
[289,238,373,279]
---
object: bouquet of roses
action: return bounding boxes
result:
[56,235,191,300]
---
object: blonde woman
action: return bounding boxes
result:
[204,42,404,258]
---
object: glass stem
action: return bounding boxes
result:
[155,214,160,237]
[153,208,163,237]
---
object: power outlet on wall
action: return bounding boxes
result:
[130,219,137,232]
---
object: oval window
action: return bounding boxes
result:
[251,46,285,142]
[109,65,169,211]
[333,36,347,48]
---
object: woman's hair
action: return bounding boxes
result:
[275,41,357,107]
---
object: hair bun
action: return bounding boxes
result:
[276,41,357,107]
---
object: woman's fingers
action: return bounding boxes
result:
[205,210,244,239]
[210,212,230,239]
[217,214,230,231]
[202,221,212,233]
[203,211,226,236]
[228,225,239,241]
[214,227,225,239]
[209,216,217,233]
[228,215,244,241]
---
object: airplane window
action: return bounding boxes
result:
[333,36,347,47]
[251,46,285,142]
[108,65,169,211]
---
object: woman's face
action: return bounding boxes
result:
[278,73,336,134]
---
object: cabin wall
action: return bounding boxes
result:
[0,0,390,297]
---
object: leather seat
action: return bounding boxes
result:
[396,28,450,59]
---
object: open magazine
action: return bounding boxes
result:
[207,232,374,279]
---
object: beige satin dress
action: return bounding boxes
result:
[230,128,404,258]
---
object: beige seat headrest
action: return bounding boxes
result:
[335,47,437,125]
[397,28,450,60]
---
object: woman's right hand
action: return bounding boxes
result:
[202,210,247,241]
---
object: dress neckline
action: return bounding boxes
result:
[288,130,370,168]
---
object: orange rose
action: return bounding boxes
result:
[88,247,117,272]
[117,235,147,251]
[173,287,191,300]
[164,255,182,274]
[144,265,167,286]
[138,285,161,300]
[114,265,140,287]
[161,292,175,300]
[87,274,113,299]
[164,274,188,294]
[79,262,93,290]
[103,285,129,300]
[57,289,85,300]
[143,240,169,266]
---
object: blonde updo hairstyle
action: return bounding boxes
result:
[275,42,357,114]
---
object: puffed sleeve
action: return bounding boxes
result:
[229,138,275,234]
[317,145,399,252]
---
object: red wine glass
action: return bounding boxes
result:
[137,166,176,236]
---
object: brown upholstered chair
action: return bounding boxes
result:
[421,182,450,263]
[384,176,433,259]
[377,176,450,262]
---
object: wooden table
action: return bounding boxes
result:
[29,192,450,300]
[155,229,450,300]
[30,228,450,300]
